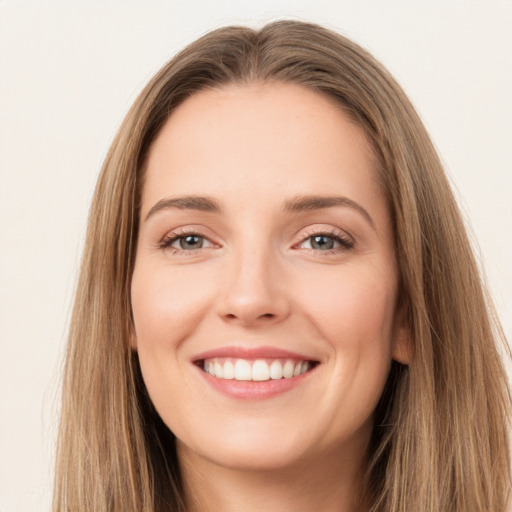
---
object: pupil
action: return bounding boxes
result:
[312,235,333,250]
[180,235,202,249]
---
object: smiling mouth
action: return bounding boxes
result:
[196,357,318,381]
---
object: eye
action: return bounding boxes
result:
[174,234,206,250]
[305,235,337,250]
[160,232,215,253]
[297,231,354,252]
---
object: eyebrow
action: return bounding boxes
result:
[144,194,375,230]
[284,195,375,230]
[145,196,221,221]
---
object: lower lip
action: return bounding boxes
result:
[196,366,315,399]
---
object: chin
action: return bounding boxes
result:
[177,435,310,473]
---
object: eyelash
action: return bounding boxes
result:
[159,228,214,255]
[159,228,354,256]
[295,228,354,254]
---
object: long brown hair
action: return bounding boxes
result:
[53,20,511,511]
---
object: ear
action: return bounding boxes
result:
[391,306,413,365]
[130,325,138,351]
[392,324,413,365]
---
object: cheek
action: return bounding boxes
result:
[275,262,399,445]
[131,263,216,351]
[130,264,217,432]
[298,262,398,410]
[298,263,398,350]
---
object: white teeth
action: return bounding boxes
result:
[203,358,314,381]
[223,360,235,379]
[252,360,270,381]
[214,361,223,378]
[234,359,252,381]
[270,360,283,379]
[283,360,294,379]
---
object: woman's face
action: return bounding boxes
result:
[131,82,409,473]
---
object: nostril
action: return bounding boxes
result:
[224,312,275,320]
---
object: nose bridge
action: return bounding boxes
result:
[217,234,289,325]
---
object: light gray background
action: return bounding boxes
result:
[1,1,511,510]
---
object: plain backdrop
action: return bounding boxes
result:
[1,1,511,510]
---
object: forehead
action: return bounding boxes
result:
[142,82,384,219]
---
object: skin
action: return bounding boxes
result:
[131,82,410,512]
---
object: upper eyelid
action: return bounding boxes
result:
[294,234,354,252]
[160,225,216,241]
[158,224,354,246]
[157,227,219,253]
[159,232,218,255]
[293,225,354,243]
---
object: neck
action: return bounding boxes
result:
[178,442,367,512]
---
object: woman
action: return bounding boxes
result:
[53,20,511,511]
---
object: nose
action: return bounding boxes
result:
[216,246,291,327]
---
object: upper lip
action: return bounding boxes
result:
[192,345,320,362]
